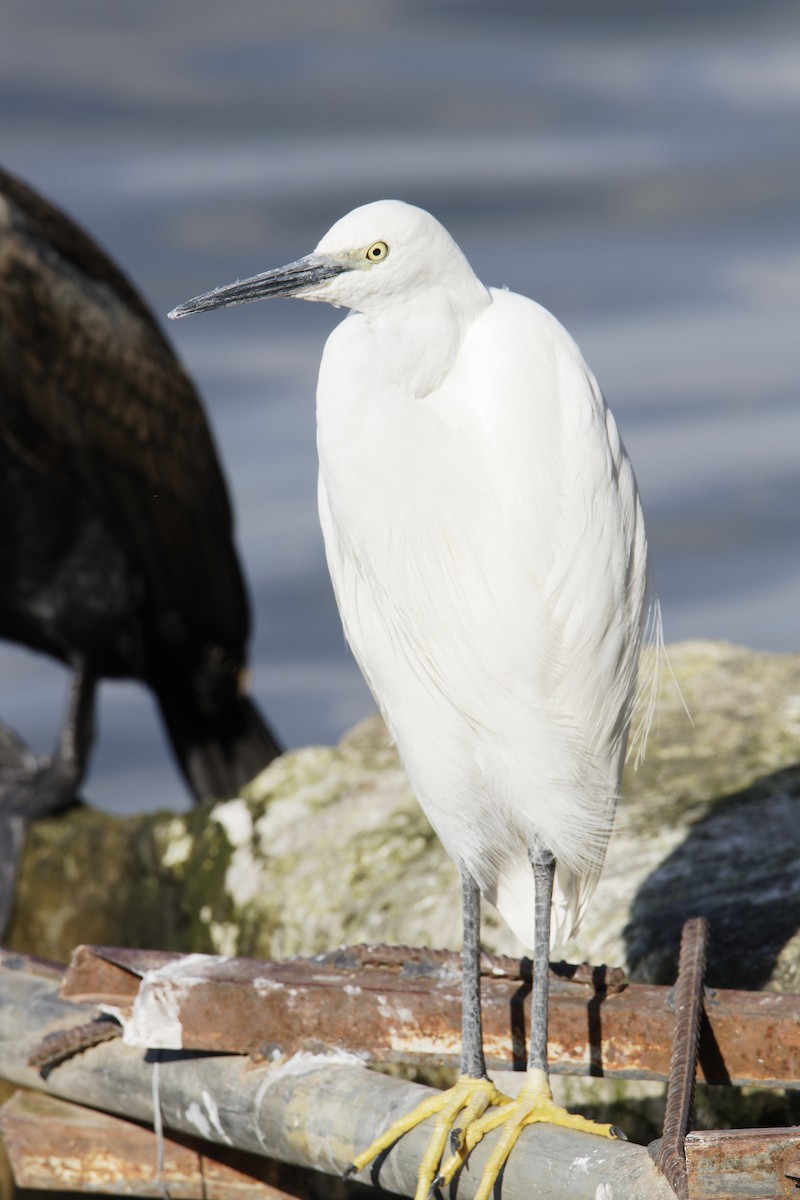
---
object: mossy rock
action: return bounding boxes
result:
[5,640,800,1142]
[7,640,800,993]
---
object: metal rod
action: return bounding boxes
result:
[0,947,674,1199]
[654,916,710,1199]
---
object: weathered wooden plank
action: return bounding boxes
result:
[684,1128,800,1198]
[59,943,800,1088]
[0,947,674,1200]
[0,1091,336,1199]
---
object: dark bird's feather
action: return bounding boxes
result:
[0,166,281,809]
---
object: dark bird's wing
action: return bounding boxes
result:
[0,166,244,648]
[0,167,280,800]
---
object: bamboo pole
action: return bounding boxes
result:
[0,952,672,1199]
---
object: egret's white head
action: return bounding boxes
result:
[168,200,487,321]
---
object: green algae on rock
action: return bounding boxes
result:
[6,641,800,996]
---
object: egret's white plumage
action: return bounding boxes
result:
[169,197,655,1191]
[307,201,650,948]
[171,198,652,947]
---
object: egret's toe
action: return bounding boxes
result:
[350,1075,509,1200]
[436,1067,621,1200]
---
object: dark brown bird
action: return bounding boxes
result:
[0,165,281,830]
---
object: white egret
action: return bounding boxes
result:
[169,200,654,1200]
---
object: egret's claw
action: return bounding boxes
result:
[350,1068,621,1200]
[349,1075,509,1200]
[435,1068,621,1200]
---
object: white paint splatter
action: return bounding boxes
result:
[595,1183,614,1199]
[117,982,182,1049]
[201,1089,233,1145]
[386,1030,461,1056]
[185,1100,211,1138]
[252,976,285,994]
[115,954,219,1048]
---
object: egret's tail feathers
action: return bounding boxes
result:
[627,596,664,769]
[491,853,589,952]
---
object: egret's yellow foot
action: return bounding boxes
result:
[435,1068,623,1200]
[346,1075,510,1200]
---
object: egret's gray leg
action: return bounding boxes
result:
[527,836,556,1076]
[460,869,487,1079]
[346,867,509,1199]
[435,838,620,1200]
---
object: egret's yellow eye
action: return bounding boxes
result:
[366,241,389,263]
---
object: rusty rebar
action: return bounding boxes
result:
[313,942,627,988]
[654,916,710,1199]
[27,1013,122,1071]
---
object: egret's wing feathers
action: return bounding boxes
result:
[319,291,650,943]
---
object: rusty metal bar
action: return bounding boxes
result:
[28,1013,122,1070]
[0,954,674,1200]
[57,943,800,1088]
[0,1091,330,1199]
[654,916,709,1198]
[684,1128,800,1198]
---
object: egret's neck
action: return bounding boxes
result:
[365,278,490,398]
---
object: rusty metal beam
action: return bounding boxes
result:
[684,1128,800,1198]
[0,954,674,1200]
[0,1091,335,1199]
[58,943,800,1088]
[4,947,800,1198]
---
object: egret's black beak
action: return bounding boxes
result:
[167,255,349,319]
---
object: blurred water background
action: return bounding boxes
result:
[1,0,799,814]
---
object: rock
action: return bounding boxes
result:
[7,640,800,994]
[6,639,800,1141]
[571,640,800,993]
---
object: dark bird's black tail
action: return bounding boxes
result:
[155,682,282,803]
